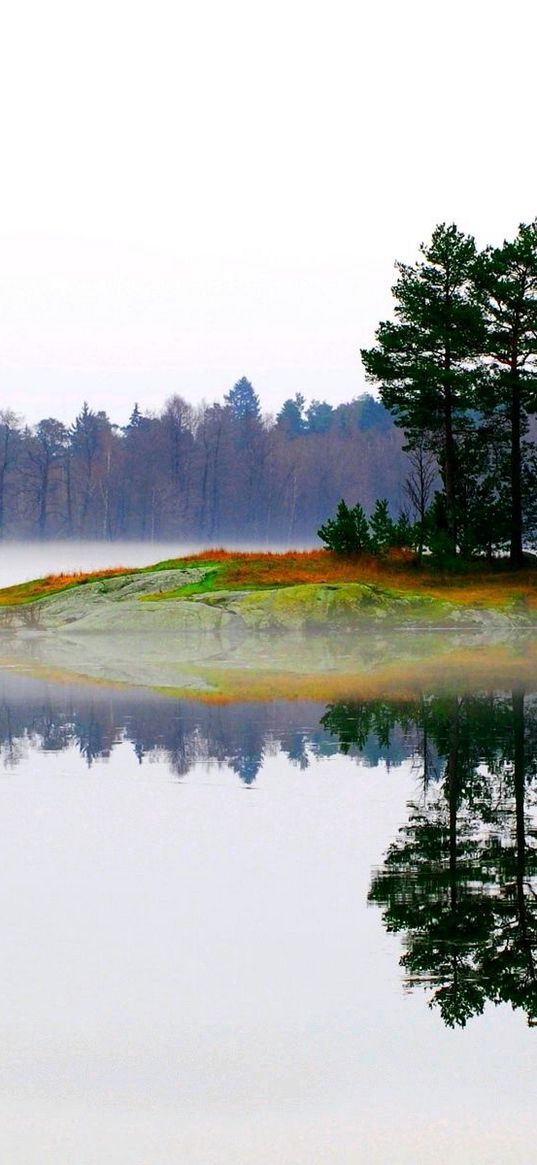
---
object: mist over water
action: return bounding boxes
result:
[0,669,536,1163]
[1,542,537,1162]
[0,540,309,590]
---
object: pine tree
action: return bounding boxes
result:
[317,499,371,554]
[306,400,334,433]
[474,221,537,566]
[276,393,306,436]
[361,224,484,555]
[224,377,260,421]
[369,498,396,553]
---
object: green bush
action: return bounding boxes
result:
[317,499,371,554]
[318,497,417,556]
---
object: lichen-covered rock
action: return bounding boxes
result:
[0,568,225,633]
[0,573,527,637]
[191,582,510,630]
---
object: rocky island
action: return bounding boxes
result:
[1,550,536,699]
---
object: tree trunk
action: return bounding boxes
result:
[446,698,460,915]
[38,464,49,538]
[443,377,457,556]
[442,273,458,557]
[446,699,461,1009]
[510,370,524,567]
[0,427,10,539]
[0,464,6,539]
[64,454,73,536]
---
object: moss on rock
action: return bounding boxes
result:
[190,582,503,629]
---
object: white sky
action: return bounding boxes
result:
[0,0,536,425]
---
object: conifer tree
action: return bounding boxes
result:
[474,221,537,567]
[369,498,396,553]
[317,499,371,554]
[276,393,306,436]
[224,376,260,421]
[361,224,484,555]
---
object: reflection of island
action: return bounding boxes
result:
[3,670,537,1026]
[324,691,537,1027]
[0,672,416,781]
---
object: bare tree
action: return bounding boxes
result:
[404,441,438,556]
[0,411,21,538]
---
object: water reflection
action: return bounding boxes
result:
[324,691,537,1027]
[0,673,408,777]
[2,669,537,1029]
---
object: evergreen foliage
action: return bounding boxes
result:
[317,496,416,556]
[361,224,483,555]
[473,222,537,565]
[224,377,260,421]
[361,218,537,567]
[369,498,397,553]
[317,499,371,554]
[276,393,306,436]
[306,399,334,433]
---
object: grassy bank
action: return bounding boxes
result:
[2,548,537,613]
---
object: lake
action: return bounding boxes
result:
[0,542,536,1162]
[0,663,536,1164]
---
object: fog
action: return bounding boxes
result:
[0,541,311,591]
[1,2,536,422]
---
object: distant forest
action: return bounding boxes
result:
[0,379,407,542]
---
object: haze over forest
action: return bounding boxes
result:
[0,382,405,543]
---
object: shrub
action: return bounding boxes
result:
[318,497,418,557]
[317,499,371,554]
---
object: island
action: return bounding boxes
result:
[1,549,537,700]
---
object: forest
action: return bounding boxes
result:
[3,218,536,557]
[0,384,406,543]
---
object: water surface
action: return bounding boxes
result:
[0,669,535,1163]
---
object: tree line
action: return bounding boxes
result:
[0,381,406,542]
[361,220,537,566]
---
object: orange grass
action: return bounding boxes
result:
[3,547,537,611]
[0,566,132,606]
[180,548,537,610]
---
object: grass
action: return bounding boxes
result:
[141,549,537,611]
[2,547,537,611]
[0,566,133,606]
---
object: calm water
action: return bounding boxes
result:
[0,669,536,1163]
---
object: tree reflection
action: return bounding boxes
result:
[337,689,537,1026]
[0,681,348,784]
[1,670,537,1028]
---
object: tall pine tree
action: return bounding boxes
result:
[361,224,484,555]
[474,221,537,567]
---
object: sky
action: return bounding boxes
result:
[1,0,536,425]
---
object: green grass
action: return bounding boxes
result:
[141,567,223,601]
[140,562,282,601]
